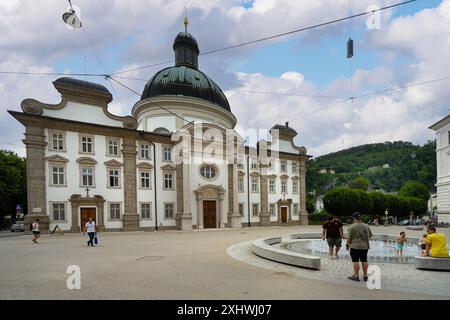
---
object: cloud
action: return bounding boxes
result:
[0,0,448,159]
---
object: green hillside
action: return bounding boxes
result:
[306,141,436,195]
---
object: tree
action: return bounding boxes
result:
[406,197,427,216]
[0,150,27,228]
[398,197,412,218]
[369,191,387,216]
[386,194,401,217]
[353,189,373,215]
[306,198,315,214]
[349,177,369,191]
[398,181,430,201]
[323,187,357,217]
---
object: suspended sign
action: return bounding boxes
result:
[347,37,354,59]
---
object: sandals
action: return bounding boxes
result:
[348,276,360,282]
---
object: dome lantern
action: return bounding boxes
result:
[173,14,199,69]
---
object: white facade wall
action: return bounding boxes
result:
[432,120,450,223]
[43,102,123,128]
[45,129,125,231]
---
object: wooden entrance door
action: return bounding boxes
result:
[80,208,96,230]
[281,207,287,223]
[203,201,216,229]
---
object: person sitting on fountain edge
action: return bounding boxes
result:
[423,226,449,258]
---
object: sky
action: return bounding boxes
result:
[0,0,449,158]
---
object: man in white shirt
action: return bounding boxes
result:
[31,219,40,244]
[84,218,96,247]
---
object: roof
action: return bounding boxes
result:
[140,65,231,111]
[53,77,110,95]
[270,123,298,136]
[429,114,450,130]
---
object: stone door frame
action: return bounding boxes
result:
[194,185,225,229]
[69,194,105,232]
[277,199,293,224]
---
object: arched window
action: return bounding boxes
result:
[200,164,217,179]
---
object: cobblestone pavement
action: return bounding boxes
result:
[227,238,450,297]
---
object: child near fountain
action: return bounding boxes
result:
[395,232,407,256]
[420,234,427,255]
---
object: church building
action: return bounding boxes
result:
[9,24,310,232]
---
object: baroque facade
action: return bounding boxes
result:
[429,116,450,223]
[9,29,310,232]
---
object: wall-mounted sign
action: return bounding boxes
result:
[32,208,42,213]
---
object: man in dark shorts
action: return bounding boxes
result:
[322,215,344,259]
[346,212,373,282]
[31,218,40,244]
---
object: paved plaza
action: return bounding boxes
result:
[0,226,449,300]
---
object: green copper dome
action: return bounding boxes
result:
[140,31,231,112]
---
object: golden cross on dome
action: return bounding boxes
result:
[184,6,189,32]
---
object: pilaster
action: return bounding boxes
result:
[23,125,49,233]
[121,137,139,231]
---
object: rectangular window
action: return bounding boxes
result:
[110,203,121,220]
[164,203,174,218]
[270,203,276,217]
[238,177,244,193]
[281,180,287,193]
[280,160,287,173]
[51,166,65,185]
[141,203,152,220]
[163,173,173,190]
[292,181,298,194]
[140,171,151,189]
[252,203,259,217]
[292,162,298,174]
[140,143,150,159]
[163,146,172,161]
[107,139,119,156]
[239,203,244,217]
[293,204,299,216]
[108,169,120,188]
[251,178,259,193]
[251,159,258,169]
[81,136,93,153]
[52,203,65,221]
[81,168,94,187]
[52,133,64,151]
[269,179,275,193]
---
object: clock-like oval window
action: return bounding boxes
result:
[200,165,217,179]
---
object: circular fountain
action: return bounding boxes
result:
[251,233,424,270]
[284,239,420,264]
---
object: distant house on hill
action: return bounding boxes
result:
[316,196,324,212]
[318,168,335,174]
[382,163,390,169]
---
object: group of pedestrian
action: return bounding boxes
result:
[322,212,449,283]
[322,212,372,281]
[30,217,98,247]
